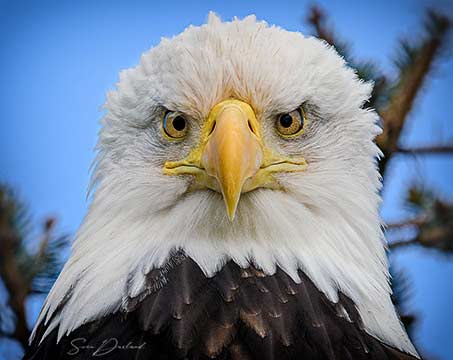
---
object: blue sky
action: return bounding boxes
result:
[1,0,452,358]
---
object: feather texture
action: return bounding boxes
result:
[26,253,417,360]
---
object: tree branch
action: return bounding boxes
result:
[388,224,452,250]
[396,144,453,155]
[33,218,55,273]
[306,6,336,46]
[0,238,31,348]
[0,329,16,340]
[377,13,451,172]
[386,215,428,229]
[0,194,31,348]
[388,238,419,249]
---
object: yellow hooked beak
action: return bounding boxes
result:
[201,101,263,219]
[164,99,307,221]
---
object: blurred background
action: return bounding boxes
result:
[1,0,452,359]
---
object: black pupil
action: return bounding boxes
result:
[280,114,294,128]
[172,116,186,131]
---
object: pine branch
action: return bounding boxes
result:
[388,189,453,252]
[31,231,69,295]
[386,215,428,229]
[30,218,54,291]
[0,329,16,340]
[388,238,420,249]
[377,11,451,172]
[37,219,54,260]
[388,225,452,250]
[0,190,30,348]
[306,6,337,47]
[0,186,69,349]
[396,144,453,155]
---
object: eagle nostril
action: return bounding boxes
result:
[208,121,216,136]
[248,120,255,134]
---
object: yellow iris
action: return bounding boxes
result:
[163,99,307,220]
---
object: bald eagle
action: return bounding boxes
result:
[25,14,419,360]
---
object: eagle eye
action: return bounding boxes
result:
[276,107,305,137]
[162,111,188,139]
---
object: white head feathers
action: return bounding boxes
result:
[32,13,418,357]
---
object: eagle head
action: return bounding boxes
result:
[32,13,417,358]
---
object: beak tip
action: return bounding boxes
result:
[226,202,238,222]
[224,194,240,222]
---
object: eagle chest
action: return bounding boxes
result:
[27,255,416,360]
